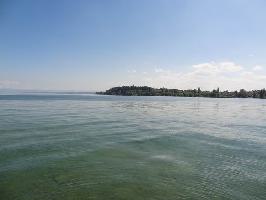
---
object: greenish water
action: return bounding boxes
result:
[0,94,265,200]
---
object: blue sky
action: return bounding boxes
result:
[1,0,266,90]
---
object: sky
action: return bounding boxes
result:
[1,0,266,91]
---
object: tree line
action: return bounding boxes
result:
[97,86,266,99]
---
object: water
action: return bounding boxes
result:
[0,94,265,200]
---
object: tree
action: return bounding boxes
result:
[259,89,266,99]
[238,89,248,98]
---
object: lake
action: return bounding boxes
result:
[0,94,265,200]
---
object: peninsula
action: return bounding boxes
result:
[97,86,266,99]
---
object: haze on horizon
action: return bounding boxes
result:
[1,0,266,91]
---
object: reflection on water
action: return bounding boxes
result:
[0,95,266,200]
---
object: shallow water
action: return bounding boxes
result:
[0,94,265,200]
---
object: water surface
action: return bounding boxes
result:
[0,94,265,200]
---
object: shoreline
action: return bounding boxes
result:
[97,86,266,99]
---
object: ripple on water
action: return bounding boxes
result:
[0,96,266,199]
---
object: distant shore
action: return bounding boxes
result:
[97,86,266,99]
